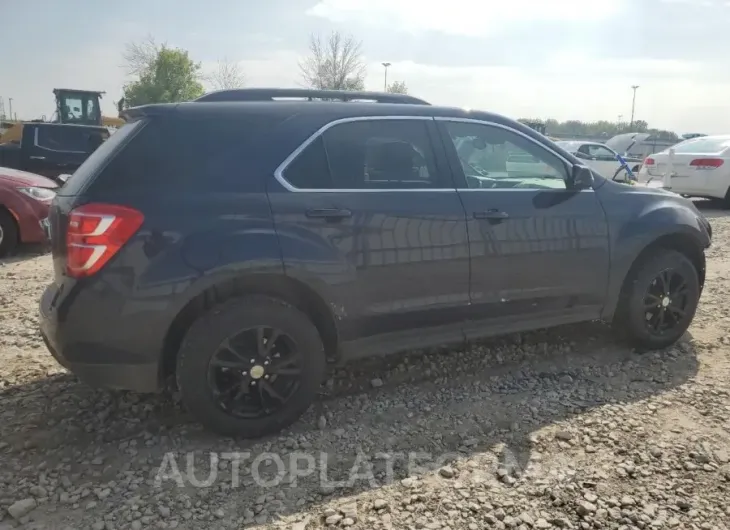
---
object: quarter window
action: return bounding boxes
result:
[444,122,568,190]
[282,119,446,190]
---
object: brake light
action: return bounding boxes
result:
[66,203,143,278]
[644,157,655,166]
[690,158,724,169]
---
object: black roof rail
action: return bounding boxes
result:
[195,88,430,105]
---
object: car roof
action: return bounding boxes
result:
[682,134,730,141]
[127,100,510,122]
[119,89,585,168]
[124,100,557,147]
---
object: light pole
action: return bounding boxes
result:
[382,62,391,91]
[629,85,639,128]
[8,98,13,121]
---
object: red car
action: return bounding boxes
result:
[0,166,58,256]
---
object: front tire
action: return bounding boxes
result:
[176,295,326,438]
[614,249,700,350]
[0,208,19,258]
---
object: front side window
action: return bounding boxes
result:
[283,119,445,190]
[61,97,84,122]
[586,144,617,160]
[444,121,568,190]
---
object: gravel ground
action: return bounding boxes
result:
[1,204,730,530]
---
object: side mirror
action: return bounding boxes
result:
[571,165,594,190]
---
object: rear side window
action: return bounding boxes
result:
[282,119,447,190]
[89,114,277,194]
[35,126,108,154]
[284,137,332,189]
[59,121,143,196]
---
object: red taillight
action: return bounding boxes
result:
[644,157,655,166]
[690,158,724,169]
[66,203,144,278]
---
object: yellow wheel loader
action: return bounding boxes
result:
[0,89,124,145]
[0,89,123,182]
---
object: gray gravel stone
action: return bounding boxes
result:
[7,498,36,520]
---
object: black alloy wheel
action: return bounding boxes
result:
[614,249,700,350]
[642,268,691,337]
[207,326,302,419]
[176,295,326,438]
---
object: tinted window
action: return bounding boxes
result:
[444,121,568,190]
[283,137,332,189]
[282,119,445,190]
[35,126,108,153]
[59,121,143,196]
[90,115,274,194]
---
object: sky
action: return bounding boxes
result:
[2,0,729,134]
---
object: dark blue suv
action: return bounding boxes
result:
[39,89,712,438]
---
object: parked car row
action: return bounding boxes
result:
[637,135,730,204]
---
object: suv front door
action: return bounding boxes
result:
[437,118,610,339]
[268,116,471,358]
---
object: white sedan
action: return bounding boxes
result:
[556,140,634,180]
[638,135,730,202]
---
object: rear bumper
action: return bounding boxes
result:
[39,283,162,393]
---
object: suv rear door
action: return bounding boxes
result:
[437,118,610,337]
[267,116,471,358]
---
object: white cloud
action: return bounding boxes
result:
[307,0,628,36]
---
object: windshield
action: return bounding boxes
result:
[671,137,730,154]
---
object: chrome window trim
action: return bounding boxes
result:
[455,188,595,194]
[433,117,586,191]
[273,115,456,193]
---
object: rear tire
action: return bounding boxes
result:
[0,208,19,258]
[613,249,700,350]
[176,295,326,438]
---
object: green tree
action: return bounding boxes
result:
[122,46,204,107]
[387,81,408,94]
[299,31,366,91]
[520,117,677,142]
